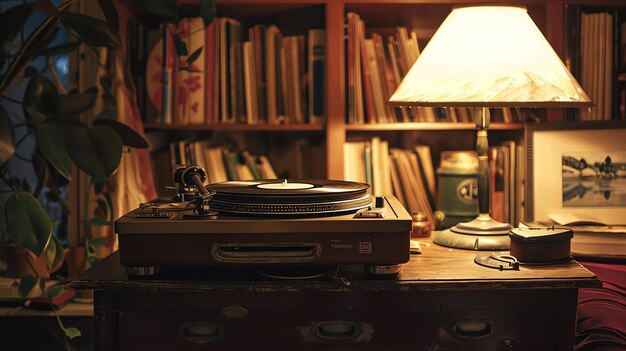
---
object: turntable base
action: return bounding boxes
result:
[116,195,412,270]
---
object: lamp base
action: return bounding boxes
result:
[433,214,513,250]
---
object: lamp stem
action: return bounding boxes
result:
[476,107,490,215]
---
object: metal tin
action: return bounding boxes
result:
[509,228,573,264]
[410,212,432,238]
[436,151,479,229]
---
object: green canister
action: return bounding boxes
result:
[436,151,478,229]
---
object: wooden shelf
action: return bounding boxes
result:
[143,123,325,132]
[134,0,594,180]
[345,122,524,131]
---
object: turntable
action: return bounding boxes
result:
[116,166,412,276]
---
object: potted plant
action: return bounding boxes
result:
[0,0,150,344]
[1,0,215,346]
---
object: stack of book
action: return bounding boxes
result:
[137,18,326,125]
[344,138,525,227]
[344,137,436,224]
[344,12,528,124]
[152,139,278,194]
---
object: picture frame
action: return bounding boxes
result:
[525,120,626,225]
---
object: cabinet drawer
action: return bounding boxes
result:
[118,310,375,350]
[116,289,571,350]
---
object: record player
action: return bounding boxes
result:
[116,166,412,275]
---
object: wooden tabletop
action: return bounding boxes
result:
[68,237,600,293]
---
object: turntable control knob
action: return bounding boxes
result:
[375,196,385,208]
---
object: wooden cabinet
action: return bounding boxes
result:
[69,240,600,350]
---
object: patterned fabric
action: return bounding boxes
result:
[576,261,626,351]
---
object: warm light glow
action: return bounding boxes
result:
[389,5,592,107]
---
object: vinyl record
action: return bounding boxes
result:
[206,179,371,215]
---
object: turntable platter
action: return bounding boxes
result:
[206,180,371,215]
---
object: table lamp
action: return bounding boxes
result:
[389,4,592,250]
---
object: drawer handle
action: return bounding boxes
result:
[311,320,362,343]
[177,322,224,344]
[453,320,494,339]
[212,242,321,264]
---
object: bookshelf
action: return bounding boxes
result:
[131,0,624,184]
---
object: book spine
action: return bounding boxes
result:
[187,17,206,124]
[161,25,174,125]
[308,29,325,125]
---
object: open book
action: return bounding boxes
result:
[548,213,608,226]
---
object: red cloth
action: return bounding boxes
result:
[576,261,626,351]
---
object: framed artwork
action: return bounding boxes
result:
[525,120,626,225]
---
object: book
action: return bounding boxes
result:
[187,17,206,124]
[243,41,259,124]
[205,19,219,124]
[161,25,175,125]
[220,18,244,124]
[251,24,268,123]
[414,145,436,205]
[548,213,608,226]
[265,25,283,124]
[308,29,325,125]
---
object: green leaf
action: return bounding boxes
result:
[92,178,105,194]
[29,41,81,57]
[57,12,122,48]
[65,125,122,180]
[89,217,110,226]
[0,4,32,52]
[64,327,81,340]
[33,117,73,180]
[127,0,179,23]
[44,284,66,299]
[23,75,59,121]
[56,90,98,118]
[0,105,15,166]
[97,0,119,33]
[186,47,203,66]
[199,0,216,27]
[96,199,108,219]
[18,276,41,298]
[173,32,187,56]
[45,235,64,271]
[6,191,52,257]
[93,119,149,149]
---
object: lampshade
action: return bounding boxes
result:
[388,5,592,108]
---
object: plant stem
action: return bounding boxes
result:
[24,249,73,351]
